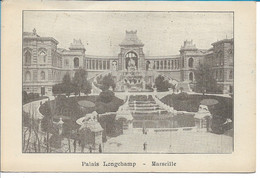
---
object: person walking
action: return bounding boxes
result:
[143,142,147,151]
[99,144,102,153]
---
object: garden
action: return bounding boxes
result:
[160,93,233,134]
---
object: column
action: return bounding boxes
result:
[107,60,110,70]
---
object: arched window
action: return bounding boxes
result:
[24,51,31,65]
[25,71,31,81]
[146,60,150,70]
[188,58,194,68]
[74,57,79,68]
[40,71,45,80]
[112,60,117,71]
[39,51,46,64]
[189,72,194,81]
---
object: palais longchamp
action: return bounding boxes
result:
[23,29,234,95]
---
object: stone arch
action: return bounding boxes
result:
[112,60,117,71]
[125,51,138,70]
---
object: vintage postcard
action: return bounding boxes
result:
[1,0,256,172]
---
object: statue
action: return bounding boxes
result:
[127,57,137,71]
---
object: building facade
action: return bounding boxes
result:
[23,29,233,95]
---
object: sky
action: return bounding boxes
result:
[24,11,233,56]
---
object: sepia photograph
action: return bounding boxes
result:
[1,0,256,172]
[22,11,234,154]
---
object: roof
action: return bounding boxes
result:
[146,55,180,60]
[211,38,233,46]
[85,55,118,59]
[119,30,144,47]
[23,29,59,44]
[23,32,40,37]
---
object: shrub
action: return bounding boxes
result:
[27,93,40,100]
[155,75,172,92]
[175,92,189,100]
[98,90,115,103]
[145,84,153,91]
[100,74,116,91]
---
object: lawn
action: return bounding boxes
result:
[38,94,124,144]
[160,93,233,120]
[39,95,124,120]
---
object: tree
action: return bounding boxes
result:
[52,73,76,97]
[72,68,91,96]
[62,72,71,85]
[195,64,221,93]
[155,75,172,92]
[98,90,115,103]
[100,73,116,91]
[22,91,28,104]
[52,83,64,96]
[82,80,92,95]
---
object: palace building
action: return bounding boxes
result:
[23,29,233,95]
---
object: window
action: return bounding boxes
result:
[146,61,151,70]
[189,72,194,81]
[39,51,46,64]
[112,60,117,71]
[41,71,45,80]
[229,70,233,79]
[24,51,31,65]
[25,71,31,81]
[182,58,184,68]
[65,59,69,66]
[74,57,79,68]
[188,58,194,68]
